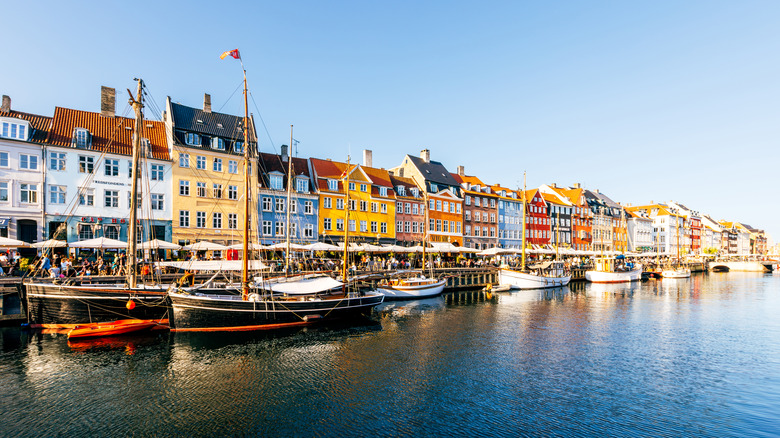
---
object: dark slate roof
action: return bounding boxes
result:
[258,152,311,188]
[0,108,52,143]
[406,155,459,188]
[169,101,256,142]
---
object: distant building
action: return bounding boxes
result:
[538,184,573,250]
[389,174,425,245]
[491,184,523,250]
[452,168,498,249]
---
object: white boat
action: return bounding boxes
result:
[498,261,571,289]
[585,257,642,283]
[661,267,691,278]
[377,275,446,300]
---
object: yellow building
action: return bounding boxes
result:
[165,95,257,249]
[310,157,396,244]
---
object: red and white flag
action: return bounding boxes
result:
[220,49,240,60]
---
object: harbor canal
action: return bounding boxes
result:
[1,272,778,437]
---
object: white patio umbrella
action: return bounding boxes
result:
[69,237,128,249]
[361,243,385,252]
[266,242,308,250]
[32,239,68,248]
[303,242,341,251]
[458,247,481,253]
[0,236,30,247]
[477,247,513,256]
[430,242,460,253]
[182,241,229,251]
[227,242,268,251]
[139,239,182,250]
[382,244,410,253]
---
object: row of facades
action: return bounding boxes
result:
[0,88,769,256]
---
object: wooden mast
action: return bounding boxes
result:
[241,67,250,300]
[127,79,143,289]
[422,191,428,273]
[284,125,294,274]
[521,171,527,271]
[341,157,351,282]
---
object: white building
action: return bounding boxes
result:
[626,210,654,252]
[0,95,51,243]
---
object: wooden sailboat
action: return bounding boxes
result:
[662,213,691,278]
[377,191,446,300]
[498,173,571,289]
[167,54,384,331]
[25,79,170,328]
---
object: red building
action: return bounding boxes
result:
[389,174,425,244]
[521,189,551,246]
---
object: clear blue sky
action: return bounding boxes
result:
[2,1,779,242]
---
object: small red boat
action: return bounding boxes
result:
[67,319,169,339]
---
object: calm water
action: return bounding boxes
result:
[1,272,779,437]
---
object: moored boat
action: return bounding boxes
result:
[67,318,169,339]
[377,275,446,300]
[661,267,691,278]
[585,257,642,283]
[499,261,572,289]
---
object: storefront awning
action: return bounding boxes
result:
[0,218,9,227]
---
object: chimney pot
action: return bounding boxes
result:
[281,144,288,161]
[420,149,430,163]
[203,93,212,113]
[363,149,373,168]
[573,183,581,189]
[1,95,10,112]
[100,86,115,117]
[457,165,464,176]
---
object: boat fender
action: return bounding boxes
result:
[303,314,323,322]
[126,300,136,310]
[248,293,261,302]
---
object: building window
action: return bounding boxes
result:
[79,155,94,173]
[275,198,285,212]
[289,200,297,214]
[360,184,367,192]
[151,164,164,181]
[429,199,435,210]
[412,222,418,233]
[179,153,190,168]
[196,156,206,169]
[78,223,94,240]
[18,154,37,170]
[213,184,222,198]
[288,223,297,238]
[381,203,387,214]
[348,182,355,191]
[304,224,314,238]
[323,197,332,209]
[212,137,225,150]
[228,185,238,200]
[397,221,403,232]
[304,201,313,214]
[348,220,356,232]
[186,133,201,146]
[396,201,402,211]
[104,159,119,176]
[196,211,206,228]
[234,141,244,153]
[228,160,238,174]
[0,152,8,167]
[336,199,344,210]
[79,188,94,206]
[1,120,28,140]
[179,210,190,227]
[324,218,332,231]
[275,222,285,236]
[263,221,272,235]
[404,221,410,233]
[296,178,308,193]
[270,174,283,190]
[436,219,441,232]
[151,193,164,210]
[74,128,90,148]
[49,185,66,204]
[262,197,272,211]
[396,186,405,196]
[49,152,66,171]
[360,220,367,232]
[371,202,378,213]
[103,225,119,240]
[228,213,237,229]
[371,221,378,233]
[412,204,419,215]
[179,180,190,196]
[360,200,368,212]
[336,219,344,231]
[380,222,387,234]
[328,179,337,191]
[213,158,222,172]
[379,187,388,197]
[213,212,222,228]
[443,221,449,233]
[104,190,118,207]
[197,182,207,197]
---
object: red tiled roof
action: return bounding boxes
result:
[0,108,52,142]
[310,157,393,188]
[47,107,169,160]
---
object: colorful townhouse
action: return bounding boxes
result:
[538,184,573,250]
[520,188,551,246]
[44,87,172,244]
[667,201,702,254]
[389,173,425,245]
[700,215,724,254]
[491,184,524,250]
[0,95,50,243]
[626,203,685,255]
[626,209,654,253]
[452,168,498,250]
[257,147,318,245]
[310,151,396,245]
[584,189,626,253]
[390,149,462,246]
[556,184,592,252]
[165,94,256,250]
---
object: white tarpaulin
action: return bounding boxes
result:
[156,260,268,271]
[259,275,343,295]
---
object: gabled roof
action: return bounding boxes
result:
[310,158,393,195]
[452,173,497,196]
[46,107,169,160]
[258,152,311,188]
[489,184,520,200]
[405,155,460,188]
[0,108,52,143]
[168,100,256,141]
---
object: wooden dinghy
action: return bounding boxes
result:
[67,319,169,339]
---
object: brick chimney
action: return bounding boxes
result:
[203,93,212,113]
[551,183,557,188]
[280,144,288,161]
[573,183,581,189]
[1,95,10,112]
[363,149,373,168]
[457,165,465,176]
[100,86,115,117]
[420,149,430,163]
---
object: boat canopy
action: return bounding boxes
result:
[259,275,343,295]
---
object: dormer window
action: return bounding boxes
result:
[141,138,152,157]
[296,177,309,193]
[396,186,405,196]
[327,179,338,191]
[360,183,368,192]
[185,133,201,146]
[234,141,244,153]
[212,137,225,150]
[269,174,283,190]
[379,187,388,197]
[429,183,438,192]
[411,187,418,197]
[73,128,90,148]
[1,119,29,140]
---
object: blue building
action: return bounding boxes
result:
[257,148,318,245]
[494,185,524,250]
